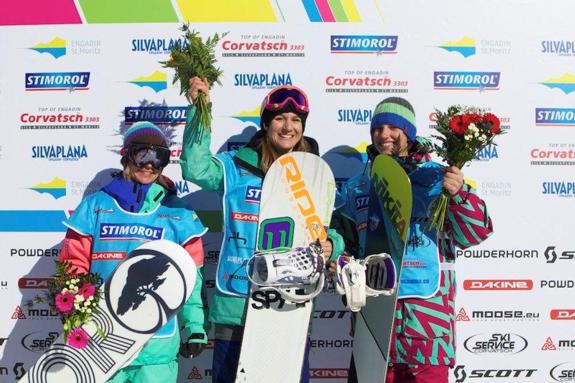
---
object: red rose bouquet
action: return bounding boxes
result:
[427,105,503,232]
[28,260,103,349]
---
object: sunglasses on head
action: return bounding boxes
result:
[264,86,309,113]
[127,144,170,170]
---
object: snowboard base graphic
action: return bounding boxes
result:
[20,239,197,383]
[235,152,336,383]
[353,154,412,383]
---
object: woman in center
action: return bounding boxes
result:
[180,77,343,383]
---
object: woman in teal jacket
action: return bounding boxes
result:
[60,121,208,383]
[180,77,344,383]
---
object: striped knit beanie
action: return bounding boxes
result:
[370,97,417,142]
[123,121,169,148]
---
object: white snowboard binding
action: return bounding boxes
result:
[335,252,397,312]
[247,242,325,303]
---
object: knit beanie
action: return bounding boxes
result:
[370,97,417,142]
[123,121,169,148]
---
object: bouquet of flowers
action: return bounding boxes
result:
[28,260,103,349]
[161,24,227,143]
[427,105,503,232]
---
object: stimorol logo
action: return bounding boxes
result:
[437,36,476,58]
[245,186,262,204]
[540,73,575,95]
[25,72,90,91]
[434,71,500,90]
[124,106,188,125]
[131,37,187,54]
[99,223,163,241]
[330,35,398,54]
[536,108,575,126]
[233,72,292,89]
[28,178,66,199]
[29,37,66,58]
[128,71,167,93]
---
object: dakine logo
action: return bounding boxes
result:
[545,246,575,263]
[541,279,575,288]
[11,248,60,257]
[18,278,51,289]
[91,252,126,261]
[309,368,348,378]
[550,362,575,382]
[551,309,575,320]
[21,331,59,353]
[454,365,537,382]
[463,333,528,354]
[463,279,533,290]
[231,212,259,222]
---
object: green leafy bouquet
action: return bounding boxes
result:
[427,105,503,232]
[161,24,227,143]
[28,260,103,349]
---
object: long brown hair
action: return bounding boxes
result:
[258,133,310,174]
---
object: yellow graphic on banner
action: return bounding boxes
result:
[341,0,361,22]
[176,0,277,22]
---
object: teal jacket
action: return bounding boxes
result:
[180,105,344,326]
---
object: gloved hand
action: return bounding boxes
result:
[179,333,206,358]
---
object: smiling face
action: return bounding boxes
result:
[371,124,409,157]
[128,162,161,185]
[264,112,304,154]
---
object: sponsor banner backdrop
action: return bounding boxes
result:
[1,0,574,382]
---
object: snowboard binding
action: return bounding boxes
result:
[334,252,397,312]
[247,242,326,303]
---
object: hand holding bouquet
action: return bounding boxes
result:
[161,24,226,143]
[28,260,102,349]
[427,105,503,232]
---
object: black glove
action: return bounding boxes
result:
[179,333,206,358]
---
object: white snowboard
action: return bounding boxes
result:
[235,152,336,383]
[20,239,197,383]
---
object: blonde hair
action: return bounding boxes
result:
[258,133,310,174]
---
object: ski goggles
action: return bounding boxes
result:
[263,86,310,113]
[127,144,170,170]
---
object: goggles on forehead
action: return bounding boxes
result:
[127,144,170,170]
[263,86,309,113]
